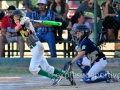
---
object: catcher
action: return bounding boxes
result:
[10,9,76,86]
[63,24,118,83]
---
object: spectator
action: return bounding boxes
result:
[23,0,39,19]
[0,5,25,57]
[76,0,101,41]
[71,12,94,41]
[69,12,93,52]
[101,0,115,17]
[76,0,101,19]
[0,10,5,34]
[0,10,5,21]
[47,0,54,10]
[32,0,57,57]
[101,0,119,41]
[50,0,69,43]
[71,12,85,40]
[0,10,5,57]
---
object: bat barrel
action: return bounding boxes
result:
[42,21,62,26]
[30,20,62,26]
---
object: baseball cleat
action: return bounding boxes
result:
[68,71,76,85]
[52,76,62,86]
[106,71,118,83]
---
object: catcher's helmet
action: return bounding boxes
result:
[72,24,90,44]
[112,0,120,14]
[10,10,25,18]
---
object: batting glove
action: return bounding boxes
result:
[20,17,30,25]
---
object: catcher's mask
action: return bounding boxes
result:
[112,0,120,14]
[72,24,90,44]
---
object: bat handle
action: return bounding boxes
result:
[30,20,42,23]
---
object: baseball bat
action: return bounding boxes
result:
[31,20,62,26]
[20,17,62,26]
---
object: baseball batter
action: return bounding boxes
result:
[10,9,76,86]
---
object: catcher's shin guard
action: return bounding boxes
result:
[68,71,76,85]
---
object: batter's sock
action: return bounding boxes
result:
[54,68,69,79]
[38,69,57,79]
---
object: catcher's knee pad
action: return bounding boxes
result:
[75,58,90,74]
[82,57,91,66]
[75,58,83,66]
[76,57,91,66]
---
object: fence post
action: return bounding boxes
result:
[94,0,97,44]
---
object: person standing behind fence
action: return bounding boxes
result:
[32,0,57,57]
[101,0,119,41]
[76,0,101,41]
[0,5,25,57]
[49,0,69,43]
[23,0,39,19]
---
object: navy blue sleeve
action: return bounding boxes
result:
[80,41,90,54]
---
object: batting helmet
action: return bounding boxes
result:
[10,10,25,18]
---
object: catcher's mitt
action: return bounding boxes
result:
[62,61,77,85]
[62,61,72,72]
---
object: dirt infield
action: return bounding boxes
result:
[0,66,120,90]
[0,74,120,90]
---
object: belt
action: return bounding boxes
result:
[29,43,36,49]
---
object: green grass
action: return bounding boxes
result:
[0,66,119,77]
[0,66,31,76]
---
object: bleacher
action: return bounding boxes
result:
[3,26,78,58]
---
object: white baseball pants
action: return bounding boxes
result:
[87,58,107,77]
[29,41,54,75]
